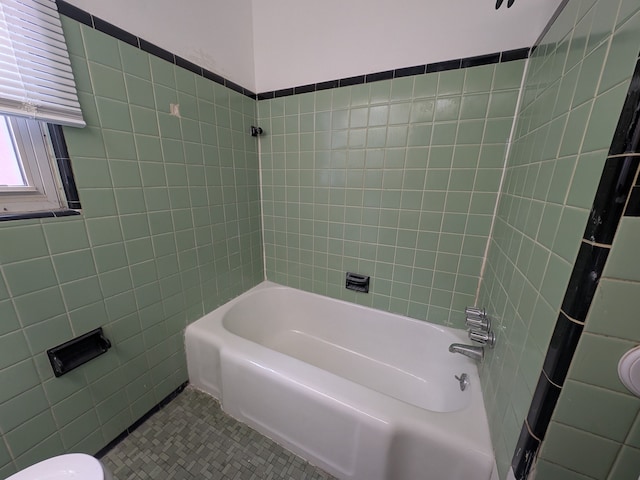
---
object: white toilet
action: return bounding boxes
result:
[5,453,113,480]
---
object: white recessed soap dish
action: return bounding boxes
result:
[618,346,640,397]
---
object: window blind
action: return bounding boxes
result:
[0,0,85,127]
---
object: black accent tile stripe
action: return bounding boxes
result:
[461,53,500,68]
[257,91,275,101]
[274,88,294,98]
[366,70,394,83]
[96,381,188,459]
[512,424,540,480]
[93,17,138,48]
[294,84,316,95]
[316,80,339,91]
[426,58,462,73]
[56,0,92,27]
[561,241,610,322]
[255,48,530,99]
[501,47,530,62]
[526,373,562,440]
[542,312,584,386]
[175,56,203,76]
[0,209,80,222]
[584,156,640,243]
[625,185,640,216]
[394,65,426,78]
[48,124,81,210]
[139,38,174,64]
[339,75,365,87]
[55,0,257,99]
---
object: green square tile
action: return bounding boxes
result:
[60,16,85,58]
[551,207,588,262]
[61,276,102,310]
[52,249,96,283]
[493,60,525,90]
[583,81,629,153]
[434,97,461,121]
[608,446,640,480]
[82,26,121,69]
[13,286,66,328]
[586,278,640,342]
[566,150,607,208]
[104,130,137,160]
[95,97,132,131]
[86,217,123,246]
[0,299,20,335]
[88,62,126,101]
[554,379,639,442]
[4,258,58,297]
[460,94,489,119]
[24,313,73,355]
[0,359,40,404]
[604,217,640,282]
[0,385,49,434]
[0,225,48,264]
[120,214,151,240]
[0,330,30,370]
[64,126,106,158]
[126,74,156,109]
[437,70,464,96]
[540,422,619,479]
[71,157,112,187]
[78,189,118,218]
[4,410,57,458]
[114,188,146,215]
[130,106,159,135]
[150,56,176,88]
[135,135,163,162]
[463,65,495,93]
[532,460,593,480]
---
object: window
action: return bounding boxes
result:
[0,115,70,214]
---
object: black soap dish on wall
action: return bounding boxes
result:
[346,272,370,293]
[47,327,112,377]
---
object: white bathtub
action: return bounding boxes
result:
[186,281,495,480]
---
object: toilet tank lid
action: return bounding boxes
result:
[5,453,104,480]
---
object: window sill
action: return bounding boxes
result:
[0,209,81,222]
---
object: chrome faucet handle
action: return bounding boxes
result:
[454,373,469,391]
[465,307,485,319]
[466,315,491,332]
[469,329,496,348]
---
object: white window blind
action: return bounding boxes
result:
[0,0,85,127]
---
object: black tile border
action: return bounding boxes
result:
[57,0,532,102]
[542,312,584,386]
[560,241,610,322]
[512,424,540,480]
[526,372,562,440]
[56,0,257,99]
[584,156,640,243]
[256,47,530,99]
[512,54,640,479]
[95,381,188,459]
[625,186,640,215]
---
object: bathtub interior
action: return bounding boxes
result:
[220,285,474,412]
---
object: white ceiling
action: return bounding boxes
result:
[65,0,567,93]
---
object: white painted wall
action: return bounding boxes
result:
[252,0,563,93]
[64,0,257,91]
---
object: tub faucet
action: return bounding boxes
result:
[449,343,484,362]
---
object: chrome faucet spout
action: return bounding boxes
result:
[449,343,484,362]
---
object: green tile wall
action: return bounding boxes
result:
[0,16,263,477]
[533,218,640,480]
[477,0,640,477]
[258,61,525,327]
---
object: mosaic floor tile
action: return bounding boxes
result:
[101,386,337,480]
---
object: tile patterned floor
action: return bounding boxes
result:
[101,386,337,480]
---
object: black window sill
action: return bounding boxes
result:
[0,209,81,222]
